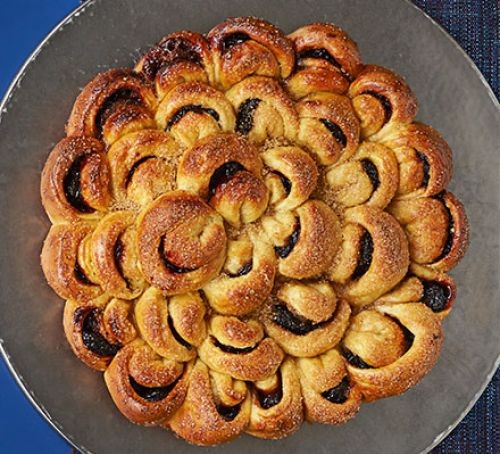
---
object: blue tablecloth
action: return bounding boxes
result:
[0,1,497,452]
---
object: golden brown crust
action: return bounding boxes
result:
[66,69,157,145]
[345,303,442,401]
[104,340,190,425]
[40,136,110,223]
[208,16,295,89]
[168,360,251,445]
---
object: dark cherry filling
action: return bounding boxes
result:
[159,235,195,274]
[271,170,292,196]
[434,192,454,260]
[129,373,182,402]
[95,88,143,137]
[167,314,192,350]
[235,98,261,134]
[321,376,351,404]
[125,155,155,188]
[421,280,451,313]
[208,161,246,199]
[221,32,251,52]
[319,119,347,148]
[256,371,283,409]
[227,261,253,278]
[274,219,301,259]
[342,349,373,369]
[296,48,352,80]
[74,261,95,285]
[165,104,220,130]
[113,236,132,290]
[416,151,431,187]
[362,91,392,124]
[361,159,380,191]
[76,307,121,357]
[351,231,373,280]
[64,154,95,213]
[212,336,256,354]
[271,303,334,335]
[216,403,241,421]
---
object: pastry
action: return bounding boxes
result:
[40,17,470,445]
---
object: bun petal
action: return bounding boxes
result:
[348,65,418,140]
[104,339,190,425]
[41,136,110,223]
[66,69,157,145]
[297,349,361,424]
[343,303,442,401]
[208,16,295,89]
[263,200,341,278]
[296,92,360,165]
[203,229,276,316]
[247,358,303,439]
[198,316,284,381]
[330,206,409,306]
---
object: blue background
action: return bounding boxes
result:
[0,1,497,453]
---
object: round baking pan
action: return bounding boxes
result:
[0,0,498,453]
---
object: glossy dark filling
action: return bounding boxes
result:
[212,336,256,354]
[363,91,392,124]
[95,88,142,137]
[343,349,373,369]
[351,231,373,280]
[125,155,155,187]
[74,261,94,285]
[297,48,352,80]
[274,219,301,258]
[63,154,95,213]
[434,192,454,260]
[416,151,431,187]
[129,373,182,402]
[216,403,241,421]
[227,261,253,278]
[256,372,283,409]
[167,314,192,350]
[320,119,347,148]
[271,170,292,196]
[221,32,250,52]
[421,280,451,313]
[78,307,121,357]
[235,98,261,134]
[159,235,195,274]
[271,303,333,335]
[321,376,351,404]
[361,159,380,191]
[208,161,246,199]
[165,104,220,130]
[113,237,132,290]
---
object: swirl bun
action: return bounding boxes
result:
[287,23,362,99]
[63,296,136,371]
[342,303,442,401]
[297,349,362,424]
[388,191,469,271]
[263,282,351,357]
[168,360,251,445]
[262,145,319,211]
[203,229,276,316]
[108,130,181,206]
[348,65,418,140]
[155,82,236,147]
[226,76,299,143]
[198,316,284,381]
[263,200,341,278]
[137,191,226,294]
[329,206,409,306]
[247,359,303,439]
[208,16,295,89]
[41,136,110,223]
[104,340,191,425]
[67,69,157,145]
[296,92,360,165]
